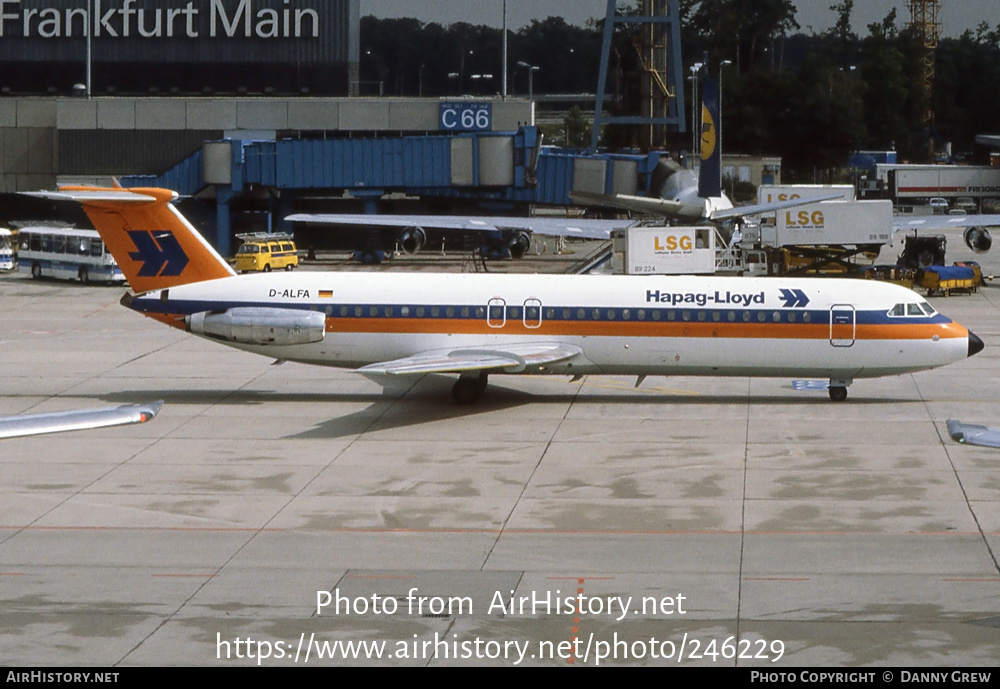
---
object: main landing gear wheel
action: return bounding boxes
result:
[828,386,848,402]
[452,374,488,405]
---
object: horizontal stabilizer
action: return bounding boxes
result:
[0,401,163,439]
[23,189,163,204]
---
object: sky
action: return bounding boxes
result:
[361,1,998,38]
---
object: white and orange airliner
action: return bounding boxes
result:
[29,185,984,404]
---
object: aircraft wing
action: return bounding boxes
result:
[708,194,846,221]
[569,191,845,221]
[358,343,583,377]
[0,401,163,439]
[892,215,1000,232]
[946,419,1000,448]
[286,214,631,241]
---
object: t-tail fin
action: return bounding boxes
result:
[28,186,235,293]
[698,76,722,199]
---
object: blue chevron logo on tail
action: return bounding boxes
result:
[128,230,190,277]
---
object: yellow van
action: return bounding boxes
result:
[235,233,299,273]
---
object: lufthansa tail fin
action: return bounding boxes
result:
[697,76,722,199]
[26,186,235,293]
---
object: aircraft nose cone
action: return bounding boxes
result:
[969,331,985,358]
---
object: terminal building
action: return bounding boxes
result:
[0,0,359,96]
[0,0,779,256]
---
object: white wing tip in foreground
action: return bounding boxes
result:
[0,401,164,439]
[946,419,1000,449]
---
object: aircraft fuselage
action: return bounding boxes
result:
[127,272,974,383]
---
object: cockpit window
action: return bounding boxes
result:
[888,302,936,318]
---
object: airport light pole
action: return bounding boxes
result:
[502,0,507,99]
[517,61,539,100]
[719,59,732,177]
[85,0,92,98]
[688,62,703,161]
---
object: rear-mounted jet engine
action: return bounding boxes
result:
[187,308,325,346]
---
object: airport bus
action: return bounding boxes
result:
[17,225,125,283]
[0,228,13,270]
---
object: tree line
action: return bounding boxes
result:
[359,1,1000,182]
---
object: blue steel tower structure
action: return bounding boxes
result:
[590,0,686,152]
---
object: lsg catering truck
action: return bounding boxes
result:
[611,226,717,275]
[611,199,894,276]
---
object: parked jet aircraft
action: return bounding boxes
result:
[26,185,984,403]
[287,77,841,261]
[290,75,999,260]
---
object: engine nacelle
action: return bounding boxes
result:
[964,227,992,254]
[186,308,325,346]
[506,231,531,260]
[399,227,427,254]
